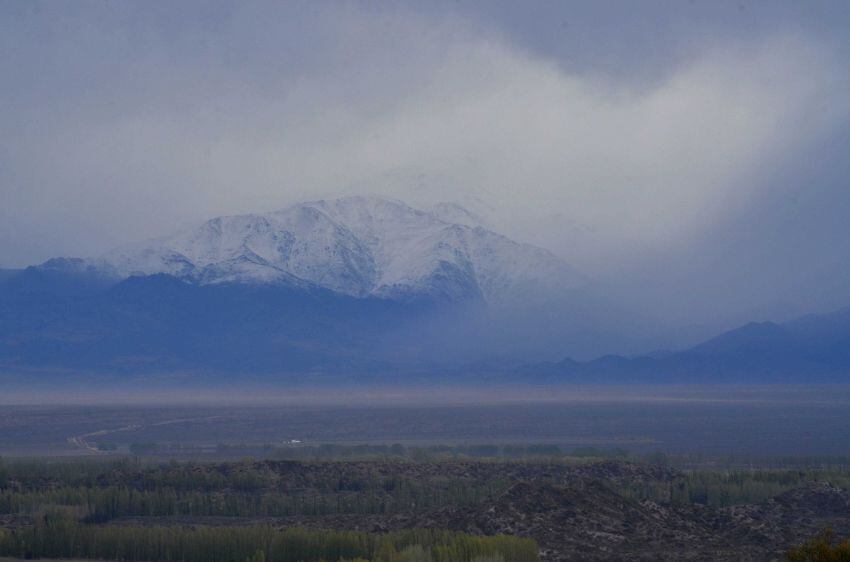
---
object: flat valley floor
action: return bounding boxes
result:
[2,385,850,458]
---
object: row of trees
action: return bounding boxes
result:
[2,458,498,495]
[0,459,507,521]
[0,480,503,521]
[0,513,538,562]
[5,458,848,514]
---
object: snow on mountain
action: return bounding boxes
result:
[429,202,485,228]
[67,196,582,304]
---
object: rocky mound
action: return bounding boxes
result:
[444,479,850,561]
[99,461,850,561]
[263,479,850,561]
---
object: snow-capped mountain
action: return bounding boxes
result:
[53,196,582,304]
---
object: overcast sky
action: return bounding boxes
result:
[2,0,850,335]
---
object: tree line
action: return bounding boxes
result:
[0,512,538,562]
[0,483,497,521]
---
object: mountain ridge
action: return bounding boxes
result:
[0,196,582,377]
[51,195,582,305]
[3,195,850,383]
[516,307,850,383]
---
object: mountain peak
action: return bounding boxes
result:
[429,202,484,227]
[44,196,583,305]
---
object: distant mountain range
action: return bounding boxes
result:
[1,195,849,384]
[517,308,850,383]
